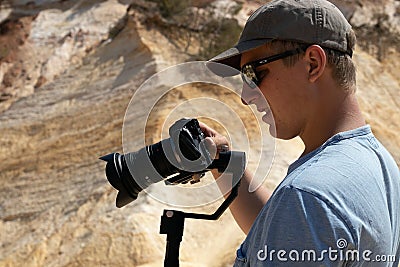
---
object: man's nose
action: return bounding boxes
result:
[241,83,259,106]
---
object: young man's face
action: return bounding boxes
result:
[240,44,312,140]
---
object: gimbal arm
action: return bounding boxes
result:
[160,151,245,267]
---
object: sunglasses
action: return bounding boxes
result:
[241,48,305,89]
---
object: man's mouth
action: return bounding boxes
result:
[257,107,270,115]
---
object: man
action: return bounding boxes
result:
[201,0,400,266]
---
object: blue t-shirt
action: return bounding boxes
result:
[234,125,400,266]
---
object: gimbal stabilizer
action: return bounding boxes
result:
[100,119,246,266]
[160,150,245,267]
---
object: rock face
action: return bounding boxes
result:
[0,1,399,266]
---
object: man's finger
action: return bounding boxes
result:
[198,121,217,137]
[204,137,217,159]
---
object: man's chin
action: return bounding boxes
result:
[265,124,294,140]
[261,113,277,136]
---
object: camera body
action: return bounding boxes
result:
[101,118,216,207]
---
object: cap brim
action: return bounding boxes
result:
[209,39,273,69]
[209,47,241,70]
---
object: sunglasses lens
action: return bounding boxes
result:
[241,66,258,89]
[241,73,256,89]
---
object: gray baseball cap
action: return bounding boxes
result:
[210,0,353,70]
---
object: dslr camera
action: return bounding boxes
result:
[101,118,238,208]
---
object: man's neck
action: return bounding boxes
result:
[300,92,366,157]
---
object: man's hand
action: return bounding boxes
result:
[198,121,230,159]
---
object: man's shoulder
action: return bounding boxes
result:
[271,129,400,242]
[284,138,388,204]
[286,128,397,192]
[274,128,396,215]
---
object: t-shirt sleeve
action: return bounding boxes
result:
[247,185,357,266]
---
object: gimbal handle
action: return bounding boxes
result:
[160,151,245,267]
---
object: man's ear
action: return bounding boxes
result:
[304,45,326,83]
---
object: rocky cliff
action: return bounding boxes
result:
[0,1,399,266]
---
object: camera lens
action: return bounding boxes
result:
[101,118,214,208]
[100,152,144,207]
[146,140,179,178]
[101,138,189,208]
